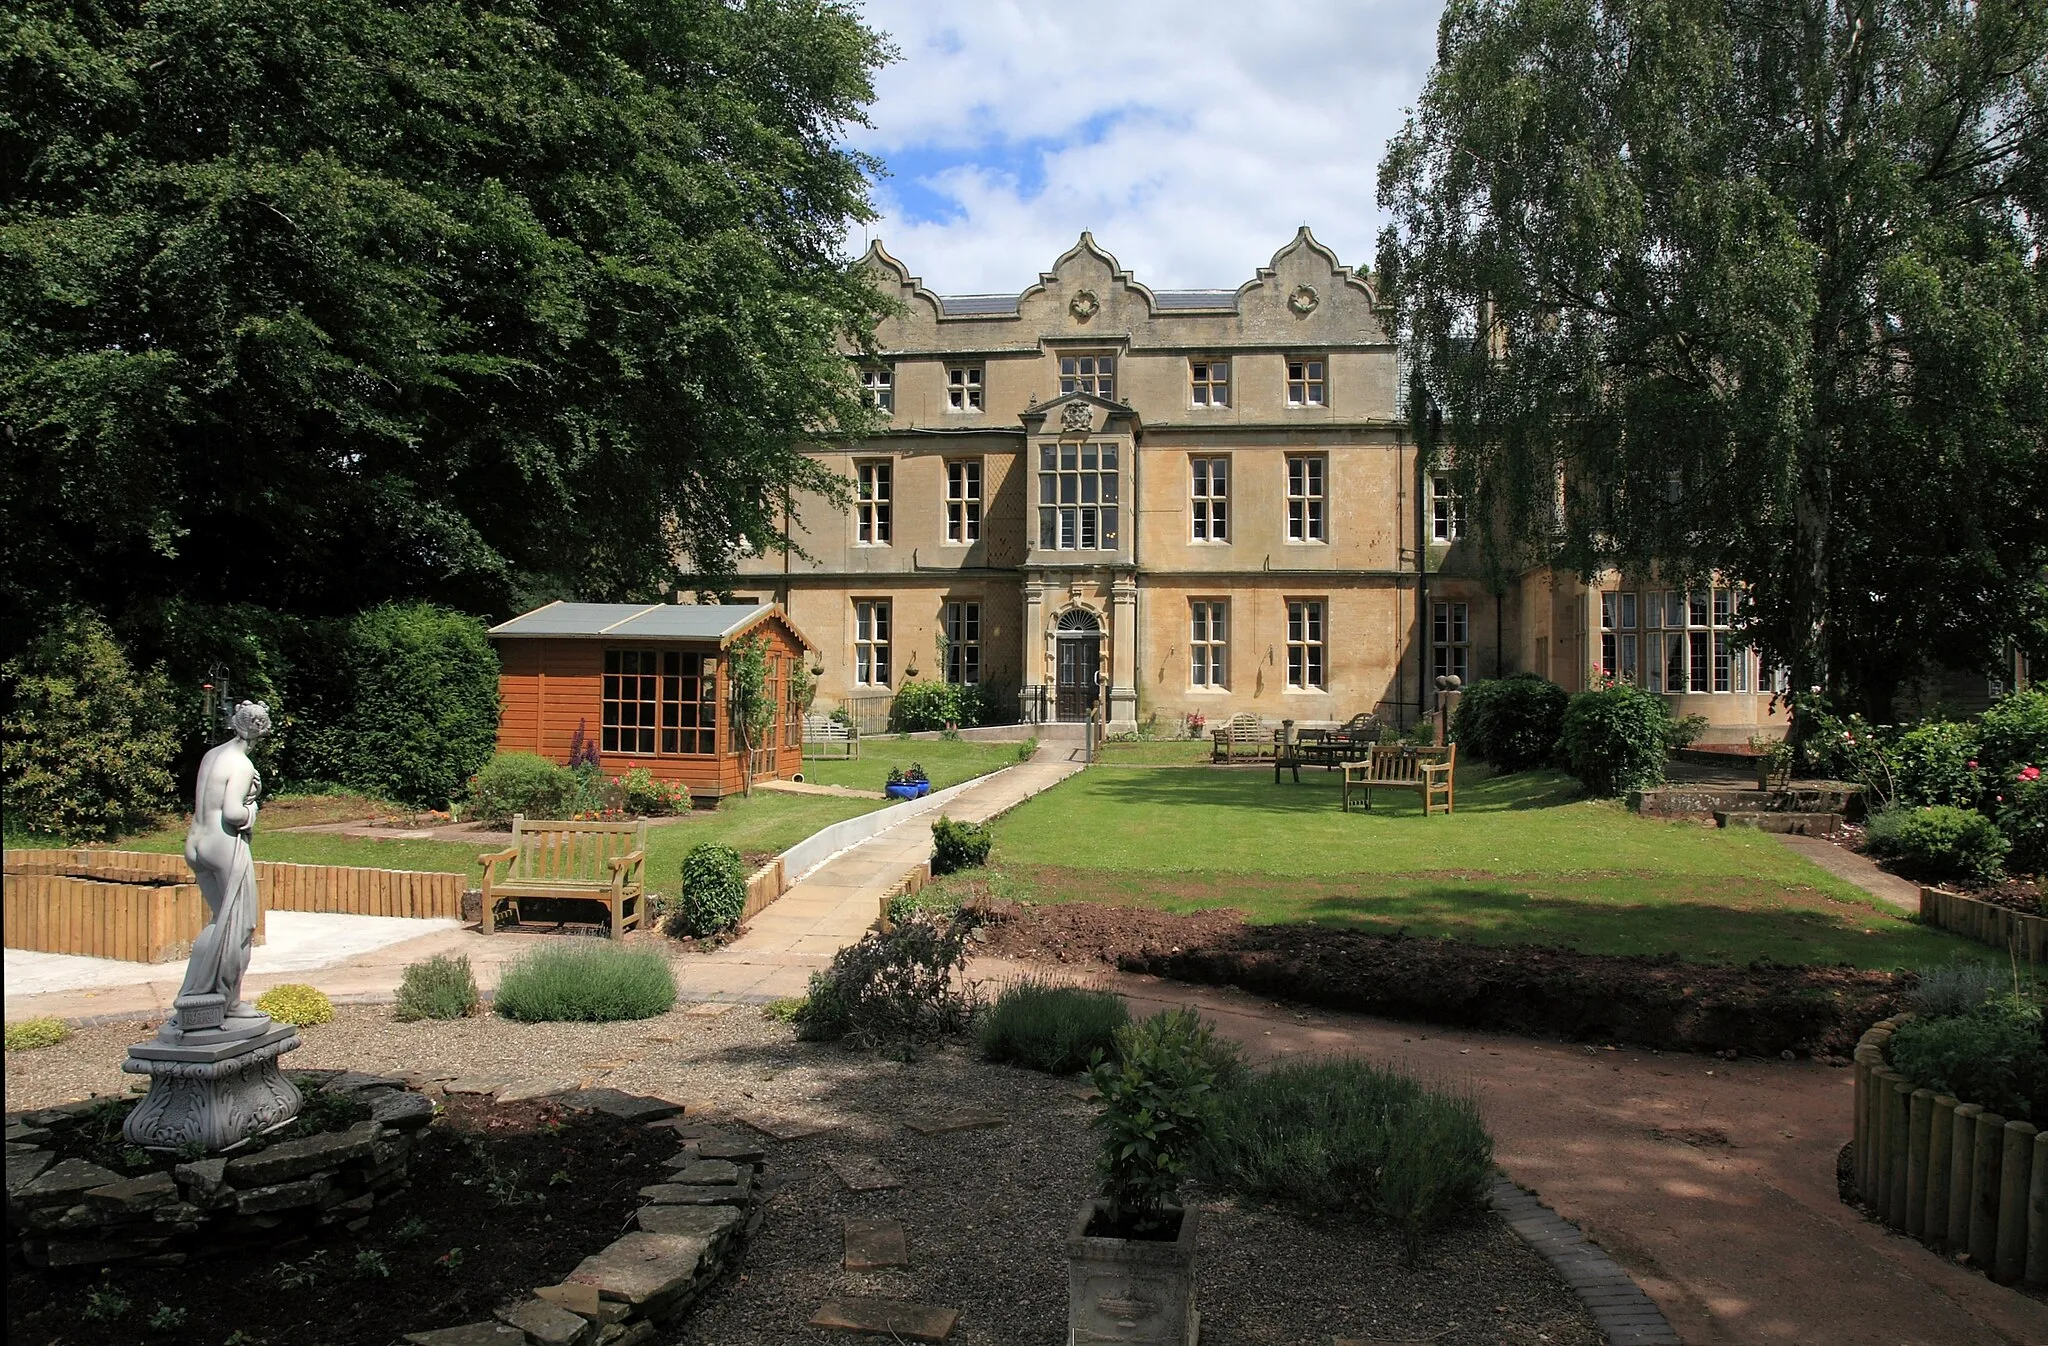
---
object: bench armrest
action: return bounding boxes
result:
[478,845,518,872]
[607,848,647,875]
[1418,761,1453,779]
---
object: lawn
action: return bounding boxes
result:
[798,737,1024,791]
[967,763,1985,971]
[1095,739,1216,766]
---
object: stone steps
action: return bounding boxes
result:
[1713,810,1845,837]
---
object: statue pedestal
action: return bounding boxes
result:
[122,1022,303,1152]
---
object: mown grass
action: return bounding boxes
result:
[1095,739,1216,766]
[493,942,676,1022]
[939,764,1988,969]
[798,737,1018,792]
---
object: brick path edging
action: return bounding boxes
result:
[1489,1177,1680,1345]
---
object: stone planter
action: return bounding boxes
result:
[1066,1200,1198,1345]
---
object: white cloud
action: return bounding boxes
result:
[845,0,1444,293]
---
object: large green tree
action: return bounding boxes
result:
[1,0,890,649]
[1379,0,2048,721]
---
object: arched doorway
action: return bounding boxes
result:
[1054,608,1102,722]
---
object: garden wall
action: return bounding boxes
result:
[1,873,215,963]
[1852,1016,2046,1286]
[1918,887,2047,961]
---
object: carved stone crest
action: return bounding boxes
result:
[1060,401,1093,433]
[1288,284,1320,316]
[1069,289,1100,320]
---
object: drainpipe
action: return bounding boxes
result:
[1415,402,1438,727]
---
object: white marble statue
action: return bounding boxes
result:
[171,700,271,1035]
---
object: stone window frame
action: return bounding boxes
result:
[1432,602,1470,685]
[853,598,892,687]
[1285,598,1326,691]
[859,365,893,413]
[944,458,983,545]
[1430,472,1465,542]
[1286,454,1327,543]
[946,364,984,412]
[1189,599,1228,689]
[855,459,892,547]
[1037,440,1121,552]
[1637,588,1751,694]
[1190,455,1230,544]
[1189,358,1230,407]
[944,599,981,685]
[1285,355,1326,407]
[1059,352,1116,399]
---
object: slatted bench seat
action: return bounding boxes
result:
[1210,712,1271,762]
[1342,745,1456,815]
[478,816,648,937]
[802,713,860,760]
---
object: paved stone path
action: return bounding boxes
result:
[670,748,1082,1004]
[1773,832,1923,912]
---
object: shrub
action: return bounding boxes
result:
[892,680,985,732]
[1087,1008,1221,1233]
[795,912,974,1048]
[1,611,178,839]
[394,954,480,1021]
[1451,673,1568,773]
[1976,688,2048,785]
[256,984,334,1027]
[1865,805,2009,883]
[977,979,1128,1074]
[1999,771,2047,875]
[1906,958,2009,1018]
[886,884,960,927]
[468,752,575,825]
[1891,720,1982,809]
[675,844,748,936]
[494,942,677,1022]
[1197,1057,1493,1262]
[1888,996,2048,1123]
[620,768,690,817]
[930,815,992,876]
[1558,681,1680,796]
[320,604,500,807]
[5,1017,71,1051]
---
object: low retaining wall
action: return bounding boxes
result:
[2,873,218,964]
[1852,1016,2046,1286]
[778,769,1006,883]
[1919,887,2047,960]
[740,857,786,923]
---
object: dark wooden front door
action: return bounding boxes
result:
[1056,636,1101,721]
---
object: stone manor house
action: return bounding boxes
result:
[716,229,1785,741]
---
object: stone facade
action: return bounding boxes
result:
[722,230,1784,740]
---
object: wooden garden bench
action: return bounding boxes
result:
[1342,745,1456,815]
[1210,712,1270,762]
[802,713,859,759]
[1275,713,1384,782]
[478,816,648,937]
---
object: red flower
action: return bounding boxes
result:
[2021,765,2041,783]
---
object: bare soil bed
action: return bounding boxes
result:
[7,1005,1601,1346]
[972,899,1904,1056]
[5,1093,671,1346]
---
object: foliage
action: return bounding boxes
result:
[976,979,1129,1074]
[1977,688,2048,784]
[726,635,777,796]
[2001,772,2048,875]
[1865,805,2009,884]
[930,814,993,876]
[892,680,987,732]
[2,0,894,651]
[493,942,677,1022]
[619,768,690,817]
[1890,720,1981,808]
[1,611,178,839]
[1889,995,2048,1123]
[675,843,749,936]
[255,984,334,1027]
[1086,1008,1221,1233]
[1378,0,2048,724]
[467,752,575,825]
[5,1017,71,1051]
[885,883,961,927]
[394,954,480,1021]
[1451,673,1567,773]
[1906,958,2011,1019]
[1197,1057,1494,1264]
[1558,681,1679,796]
[795,912,975,1050]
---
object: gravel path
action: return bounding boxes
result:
[7,1006,1599,1346]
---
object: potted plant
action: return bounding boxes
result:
[1069,1009,1216,1346]
[885,767,920,801]
[907,762,931,797]
[1186,712,1206,741]
[1748,733,1793,791]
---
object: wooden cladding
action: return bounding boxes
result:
[3,849,463,963]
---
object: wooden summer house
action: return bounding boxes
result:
[489,602,813,800]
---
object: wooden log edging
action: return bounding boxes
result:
[1918,886,2048,961]
[1853,1015,2044,1286]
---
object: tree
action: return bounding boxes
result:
[1,0,890,654]
[725,634,776,798]
[1378,0,2048,725]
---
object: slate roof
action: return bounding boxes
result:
[1152,290,1237,310]
[937,294,1020,317]
[489,602,791,643]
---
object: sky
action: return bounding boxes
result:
[843,0,1445,296]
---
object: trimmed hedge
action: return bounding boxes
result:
[677,843,748,936]
[468,752,574,825]
[1450,673,1568,773]
[317,604,500,807]
[1559,681,1677,796]
[930,814,992,876]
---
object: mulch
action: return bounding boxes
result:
[5,1095,671,1346]
[971,899,1904,1057]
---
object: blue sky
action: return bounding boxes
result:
[845,1,1445,294]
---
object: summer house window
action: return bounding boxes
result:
[946,459,982,544]
[1190,457,1229,543]
[602,651,717,757]
[1059,354,1115,399]
[1190,601,1227,688]
[859,367,893,412]
[1639,588,1749,694]
[1286,599,1326,691]
[1286,357,1326,406]
[602,650,659,755]
[1430,473,1464,542]
[856,461,891,545]
[944,601,981,685]
[1287,455,1326,542]
[854,600,891,687]
[947,365,983,411]
[1432,602,1469,684]
[1038,442,1121,550]
[1190,359,1230,406]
